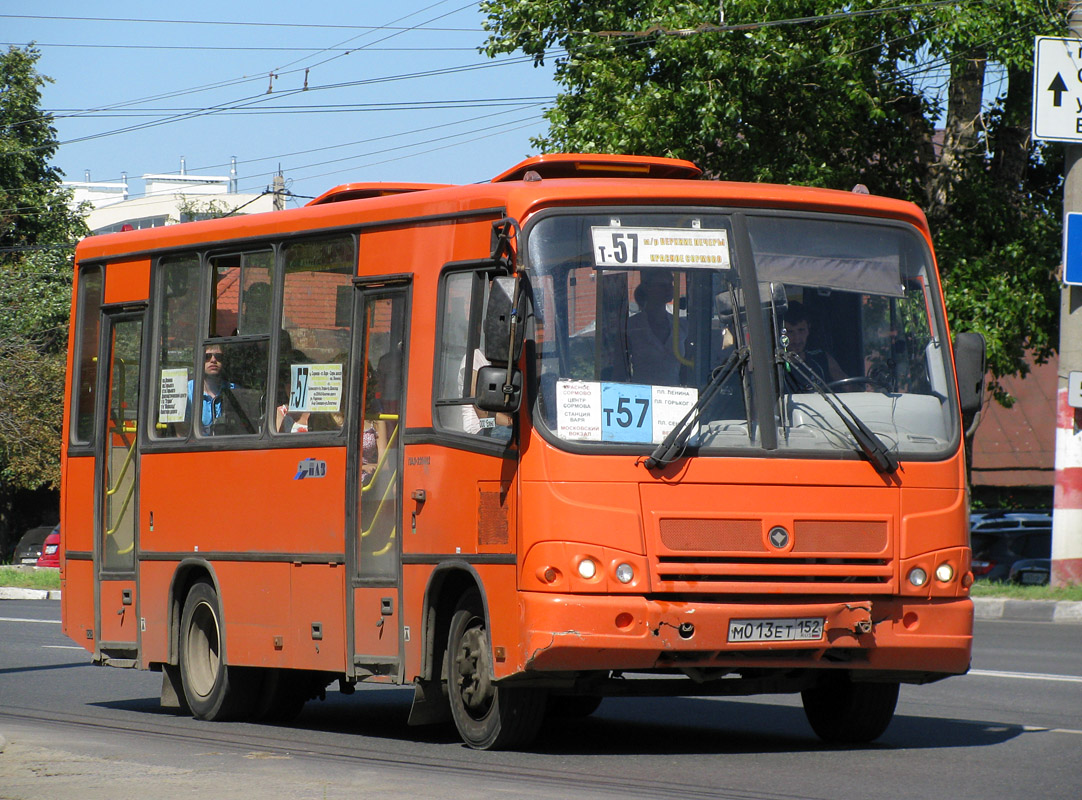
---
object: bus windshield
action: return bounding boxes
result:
[526,209,956,460]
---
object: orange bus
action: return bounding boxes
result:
[61,153,986,749]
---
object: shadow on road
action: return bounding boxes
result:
[94,688,1024,756]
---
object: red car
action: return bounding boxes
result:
[36,528,60,568]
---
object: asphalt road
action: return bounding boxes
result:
[1,599,1080,800]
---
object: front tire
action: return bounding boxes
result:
[178,580,257,721]
[445,589,546,750]
[801,674,899,744]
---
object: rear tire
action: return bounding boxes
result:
[801,674,899,744]
[178,580,258,721]
[445,589,546,750]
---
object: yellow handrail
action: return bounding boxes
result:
[360,418,398,495]
[104,434,136,498]
[106,480,136,554]
[361,463,398,540]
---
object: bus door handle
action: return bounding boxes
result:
[410,489,426,534]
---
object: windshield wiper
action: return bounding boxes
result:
[782,353,898,474]
[643,347,749,470]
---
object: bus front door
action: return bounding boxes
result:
[347,282,409,679]
[94,312,144,664]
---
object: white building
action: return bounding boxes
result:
[63,159,278,235]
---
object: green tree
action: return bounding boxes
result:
[481,1,1066,399]
[0,46,87,556]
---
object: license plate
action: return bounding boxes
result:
[728,617,825,643]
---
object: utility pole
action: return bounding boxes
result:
[272,166,286,211]
[1052,6,1082,587]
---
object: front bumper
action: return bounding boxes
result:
[517,592,973,677]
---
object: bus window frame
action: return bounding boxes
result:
[518,204,959,464]
[430,260,519,457]
[68,264,105,455]
[141,236,357,453]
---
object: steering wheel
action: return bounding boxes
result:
[827,376,892,393]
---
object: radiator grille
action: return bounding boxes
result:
[660,518,760,551]
[652,517,894,593]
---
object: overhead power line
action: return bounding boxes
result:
[591,0,975,38]
[0,13,478,32]
[0,41,480,53]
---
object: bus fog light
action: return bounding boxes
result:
[935,563,954,583]
[577,558,597,580]
[615,563,634,584]
[908,567,928,587]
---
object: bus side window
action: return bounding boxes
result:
[434,271,511,440]
[72,266,103,445]
[274,235,354,434]
[152,256,200,440]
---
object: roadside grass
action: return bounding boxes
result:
[970,580,1082,602]
[0,566,60,590]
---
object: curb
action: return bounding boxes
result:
[0,587,62,601]
[972,597,1082,623]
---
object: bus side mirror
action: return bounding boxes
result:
[483,276,525,364]
[475,364,522,413]
[953,332,986,417]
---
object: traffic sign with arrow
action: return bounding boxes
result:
[1033,36,1082,142]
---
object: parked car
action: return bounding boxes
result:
[970,509,1052,582]
[1008,557,1051,586]
[12,525,55,565]
[36,528,60,568]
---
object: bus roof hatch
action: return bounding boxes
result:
[306,182,451,206]
[491,153,702,183]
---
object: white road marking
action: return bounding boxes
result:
[0,616,60,624]
[969,668,1082,684]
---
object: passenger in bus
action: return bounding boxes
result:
[627,270,683,386]
[782,302,845,389]
[188,344,235,434]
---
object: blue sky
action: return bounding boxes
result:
[4,1,557,205]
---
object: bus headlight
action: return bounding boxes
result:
[907,567,928,587]
[615,563,635,584]
[935,563,954,583]
[577,558,597,580]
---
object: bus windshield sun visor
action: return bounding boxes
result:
[749,217,906,298]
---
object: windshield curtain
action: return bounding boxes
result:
[525,209,956,460]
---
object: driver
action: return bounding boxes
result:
[782,302,845,389]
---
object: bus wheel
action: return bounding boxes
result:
[178,581,257,721]
[445,590,546,750]
[801,674,899,744]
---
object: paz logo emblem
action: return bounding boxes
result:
[768,526,790,550]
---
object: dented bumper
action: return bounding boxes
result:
[515,592,973,677]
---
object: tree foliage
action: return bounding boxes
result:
[0,46,87,492]
[481,1,1067,400]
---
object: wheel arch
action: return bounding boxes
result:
[416,561,488,683]
[166,558,223,666]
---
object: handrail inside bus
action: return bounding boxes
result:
[105,431,136,498]
[361,416,399,495]
[670,283,694,368]
[106,478,136,549]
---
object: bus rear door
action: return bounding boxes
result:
[94,309,144,665]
